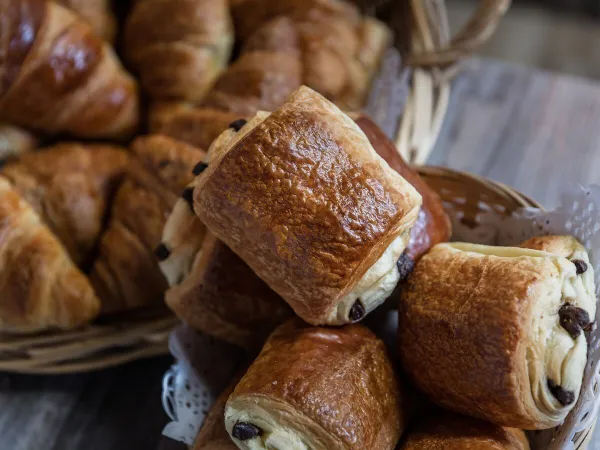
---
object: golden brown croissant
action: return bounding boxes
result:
[0,123,38,162]
[125,0,233,102]
[149,103,240,151]
[0,0,139,139]
[0,176,100,332]
[55,0,116,42]
[243,10,391,110]
[201,51,302,115]
[91,135,205,313]
[230,0,361,41]
[399,411,530,450]
[225,319,406,449]
[1,143,129,267]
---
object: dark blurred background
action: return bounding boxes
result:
[449,0,600,80]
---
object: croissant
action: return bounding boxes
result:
[1,143,129,267]
[243,10,391,110]
[398,236,596,429]
[0,0,139,139]
[125,0,233,102]
[193,87,422,325]
[201,51,302,115]
[230,0,361,41]
[55,0,116,42]
[0,123,38,162]
[91,135,205,313]
[150,103,240,151]
[399,411,530,450]
[225,319,405,449]
[0,176,100,332]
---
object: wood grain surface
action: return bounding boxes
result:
[1,58,599,449]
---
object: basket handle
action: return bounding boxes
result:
[408,0,511,67]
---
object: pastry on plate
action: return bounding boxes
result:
[193,87,422,325]
[398,235,596,429]
[399,410,530,450]
[56,0,116,42]
[225,319,405,449]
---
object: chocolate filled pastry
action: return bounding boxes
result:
[354,115,451,264]
[224,319,405,449]
[398,235,596,429]
[193,87,422,325]
[399,410,530,450]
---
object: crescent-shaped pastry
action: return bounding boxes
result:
[224,319,405,450]
[399,411,530,450]
[193,87,422,325]
[398,235,596,429]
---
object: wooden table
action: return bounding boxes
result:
[1,58,600,450]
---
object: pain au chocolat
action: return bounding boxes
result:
[398,235,596,429]
[162,114,446,348]
[224,319,405,450]
[192,86,422,325]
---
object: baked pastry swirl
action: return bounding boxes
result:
[193,87,422,325]
[398,236,596,429]
[224,319,405,450]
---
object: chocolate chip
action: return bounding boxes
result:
[559,303,591,339]
[192,161,208,175]
[396,253,415,281]
[572,259,588,275]
[158,159,170,168]
[182,187,194,211]
[154,243,170,261]
[547,379,575,406]
[349,299,366,322]
[232,422,262,440]
[229,119,247,131]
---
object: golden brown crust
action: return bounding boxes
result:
[125,0,233,102]
[0,176,99,332]
[55,0,116,42]
[399,411,530,450]
[194,87,421,325]
[231,0,360,41]
[201,51,302,115]
[398,243,576,429]
[91,135,205,312]
[226,319,405,449]
[166,232,292,349]
[0,0,139,139]
[1,143,129,266]
[150,103,241,150]
[355,116,451,261]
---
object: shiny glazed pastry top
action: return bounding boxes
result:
[193,86,422,325]
[399,235,596,429]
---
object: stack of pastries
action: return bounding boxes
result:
[0,1,594,449]
[167,87,595,450]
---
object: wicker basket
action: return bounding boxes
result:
[0,1,510,374]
